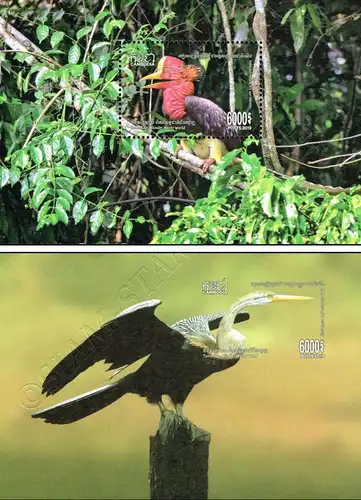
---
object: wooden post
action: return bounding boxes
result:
[149,411,210,499]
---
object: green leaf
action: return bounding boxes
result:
[76,26,92,40]
[84,187,102,197]
[57,189,73,204]
[307,4,321,30]
[53,10,65,22]
[154,22,167,33]
[137,216,146,224]
[30,146,43,165]
[50,31,65,48]
[103,18,113,38]
[123,219,133,239]
[17,71,23,91]
[95,11,110,21]
[29,168,48,186]
[109,133,116,153]
[35,67,49,88]
[282,175,302,192]
[37,8,50,23]
[131,138,144,158]
[73,200,88,224]
[293,233,304,244]
[93,135,105,157]
[61,136,74,157]
[55,164,75,178]
[36,201,52,229]
[106,82,119,99]
[284,83,305,102]
[90,210,104,234]
[9,167,21,186]
[352,195,361,209]
[284,194,298,232]
[88,62,101,83]
[91,42,111,53]
[55,205,69,225]
[0,167,10,188]
[110,19,125,30]
[290,8,305,53]
[45,49,66,55]
[68,44,81,64]
[23,72,30,93]
[70,63,85,79]
[122,67,134,83]
[56,196,71,211]
[167,139,177,155]
[33,188,49,209]
[49,213,59,226]
[105,69,118,83]
[36,25,49,44]
[64,90,72,106]
[259,177,274,217]
[55,177,74,192]
[18,150,30,169]
[295,99,324,110]
[220,149,242,168]
[150,138,161,159]
[281,8,294,25]
[42,144,52,163]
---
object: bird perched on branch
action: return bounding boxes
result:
[140,56,241,173]
[32,292,311,425]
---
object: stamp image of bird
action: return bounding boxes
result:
[32,292,311,425]
[139,55,247,174]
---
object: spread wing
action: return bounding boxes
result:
[41,300,183,397]
[171,310,250,348]
[185,95,241,151]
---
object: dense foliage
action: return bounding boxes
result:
[154,139,361,244]
[0,0,360,243]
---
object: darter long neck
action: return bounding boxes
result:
[216,295,256,350]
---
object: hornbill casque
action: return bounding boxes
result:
[139,56,241,173]
[32,292,311,425]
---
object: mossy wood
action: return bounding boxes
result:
[149,412,210,499]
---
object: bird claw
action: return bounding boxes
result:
[202,158,216,175]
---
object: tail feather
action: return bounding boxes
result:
[32,377,131,425]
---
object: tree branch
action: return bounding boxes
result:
[252,0,283,173]
[217,0,236,113]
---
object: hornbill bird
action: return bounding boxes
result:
[139,56,241,173]
[32,292,311,424]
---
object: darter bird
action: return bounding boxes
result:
[32,292,311,424]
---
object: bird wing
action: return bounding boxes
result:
[171,310,250,348]
[41,299,183,396]
[185,96,240,151]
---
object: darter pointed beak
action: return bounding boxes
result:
[271,294,313,302]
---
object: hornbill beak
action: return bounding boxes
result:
[139,56,173,88]
[139,69,165,88]
[139,56,201,89]
[139,70,163,82]
[270,294,313,302]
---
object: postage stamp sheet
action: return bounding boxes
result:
[121,40,261,146]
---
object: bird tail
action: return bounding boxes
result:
[32,376,133,425]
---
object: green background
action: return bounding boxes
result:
[1,253,360,499]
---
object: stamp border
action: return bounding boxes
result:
[120,40,264,143]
